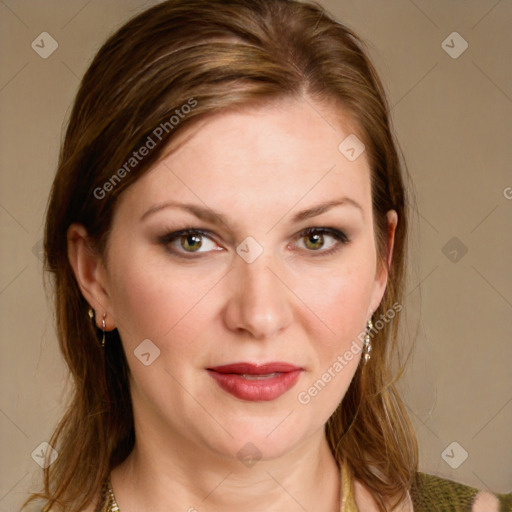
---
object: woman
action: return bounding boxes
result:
[24,0,511,511]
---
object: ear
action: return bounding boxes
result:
[67,223,116,331]
[368,210,398,315]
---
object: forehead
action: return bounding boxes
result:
[116,97,372,224]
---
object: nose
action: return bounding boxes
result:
[223,251,293,340]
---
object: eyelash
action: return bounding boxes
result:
[158,228,217,259]
[158,226,349,258]
[294,227,349,256]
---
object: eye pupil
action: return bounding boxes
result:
[305,233,323,250]
[181,234,202,252]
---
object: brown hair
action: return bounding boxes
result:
[25,0,417,510]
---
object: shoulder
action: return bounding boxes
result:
[411,472,512,512]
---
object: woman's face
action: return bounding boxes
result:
[87,98,395,461]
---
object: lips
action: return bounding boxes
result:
[208,362,301,375]
[207,362,303,402]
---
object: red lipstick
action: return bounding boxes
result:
[207,362,303,402]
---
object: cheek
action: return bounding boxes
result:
[105,243,222,352]
[294,260,375,416]
[295,255,376,350]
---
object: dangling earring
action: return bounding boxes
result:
[101,313,106,348]
[363,318,373,363]
[88,308,107,348]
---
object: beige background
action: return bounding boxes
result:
[0,0,511,510]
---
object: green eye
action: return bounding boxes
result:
[303,232,324,250]
[296,227,349,254]
[159,229,220,256]
[180,234,203,252]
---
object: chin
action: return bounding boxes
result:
[198,413,315,464]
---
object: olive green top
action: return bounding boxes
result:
[410,472,512,511]
[91,470,512,511]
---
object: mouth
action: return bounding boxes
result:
[206,362,303,402]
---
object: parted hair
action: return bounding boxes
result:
[25,1,417,510]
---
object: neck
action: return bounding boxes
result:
[110,425,341,512]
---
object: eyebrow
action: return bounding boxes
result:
[291,198,363,223]
[140,198,363,227]
[140,201,231,225]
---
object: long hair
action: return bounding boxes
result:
[24,1,417,510]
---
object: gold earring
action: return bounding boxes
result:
[101,313,106,348]
[363,318,373,363]
[88,309,106,348]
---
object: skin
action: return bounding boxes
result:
[69,96,399,512]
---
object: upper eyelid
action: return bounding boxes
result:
[293,228,348,249]
[159,227,212,240]
[161,228,217,245]
[300,226,347,237]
